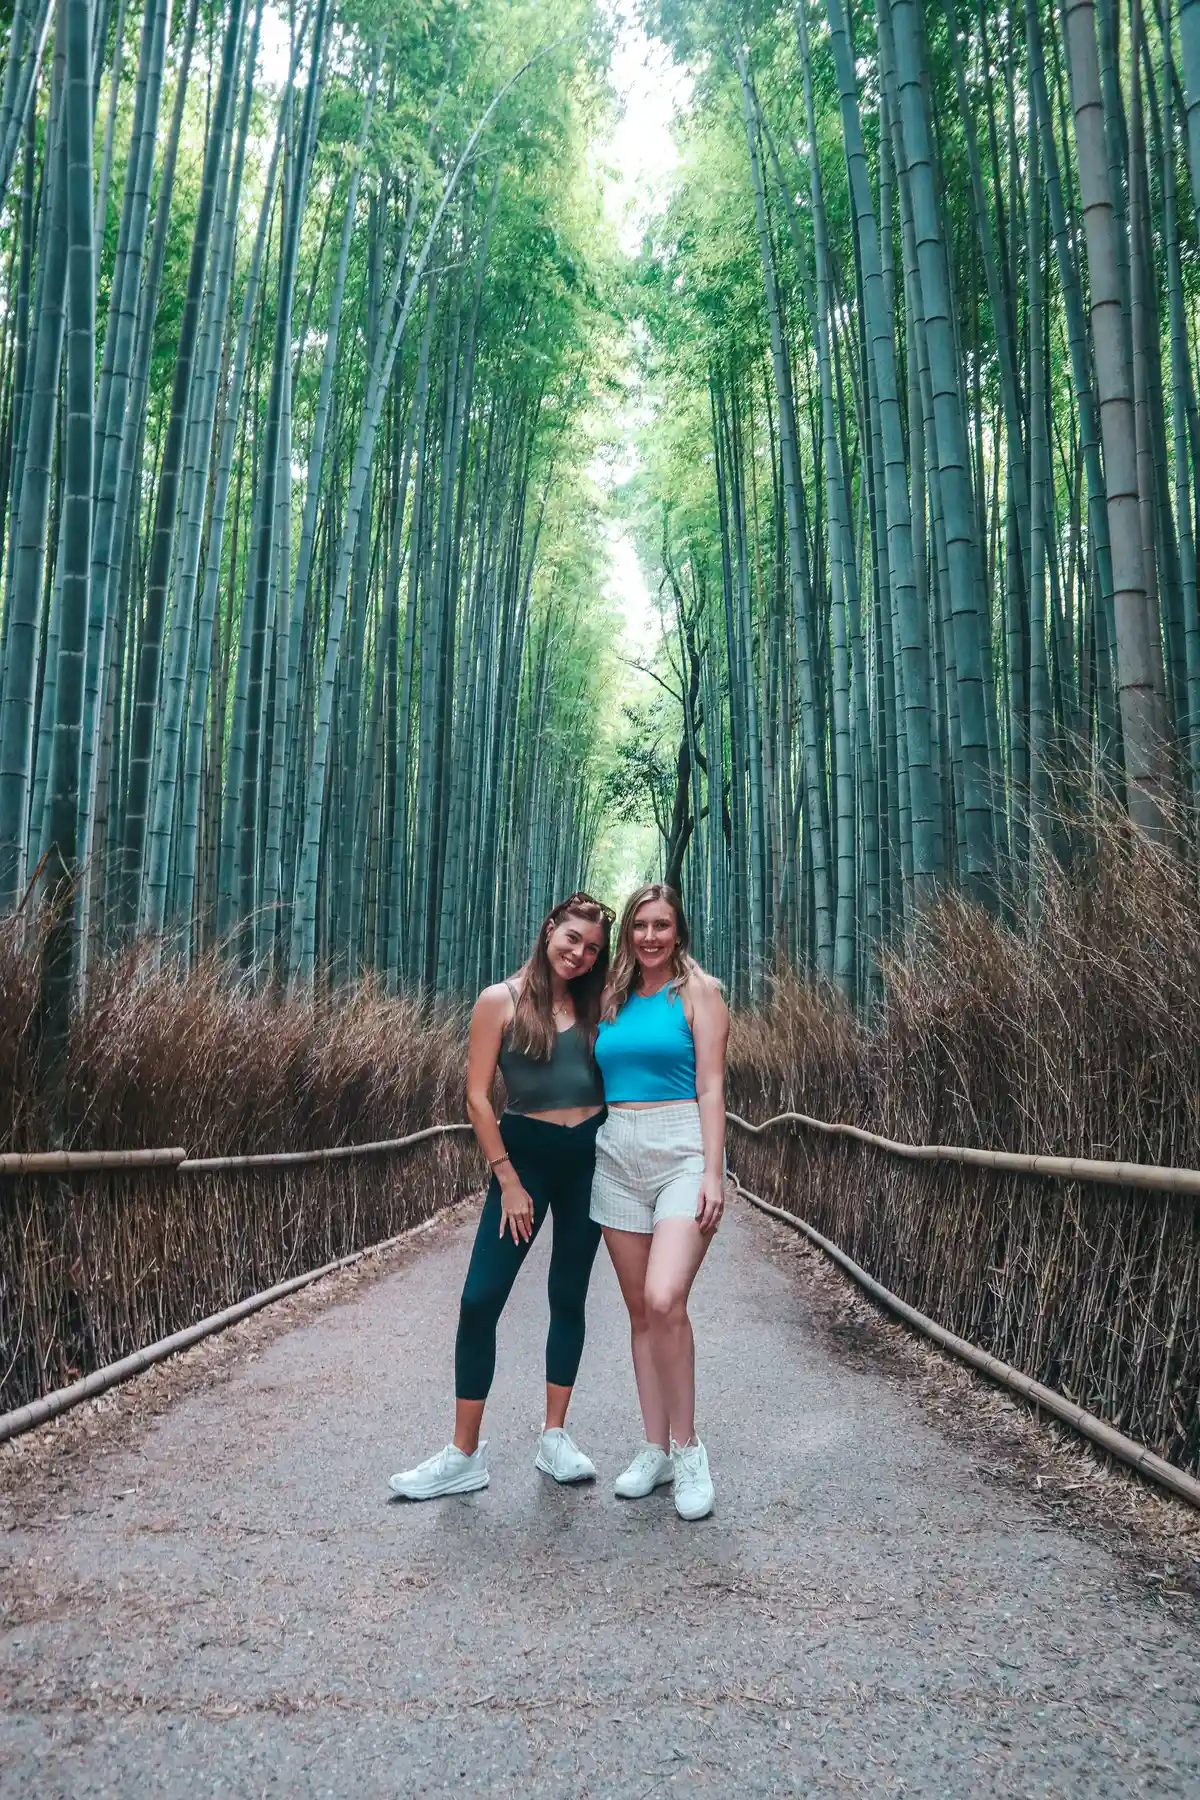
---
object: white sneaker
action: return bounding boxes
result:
[389,1441,489,1500]
[614,1443,674,1499]
[534,1427,596,1484]
[671,1439,714,1520]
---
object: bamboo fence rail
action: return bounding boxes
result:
[731,1177,1200,1512]
[1,1125,480,1420]
[4,1107,1200,1513]
[0,1122,476,1177]
[0,1147,187,1174]
[4,1111,1199,1192]
[725,1109,1200,1506]
[0,1210,452,1444]
[178,1121,476,1173]
[724,1111,1200,1197]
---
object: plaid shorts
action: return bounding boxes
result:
[589,1101,707,1233]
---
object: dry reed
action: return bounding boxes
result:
[0,939,477,1414]
[728,813,1200,1475]
[7,808,1198,1470]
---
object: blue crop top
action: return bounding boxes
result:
[594,985,697,1103]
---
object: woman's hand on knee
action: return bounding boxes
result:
[696,1172,724,1236]
[499,1179,535,1244]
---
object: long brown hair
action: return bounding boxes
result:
[509,893,613,1060]
[602,883,700,1022]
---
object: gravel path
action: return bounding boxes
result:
[2,1197,1199,1798]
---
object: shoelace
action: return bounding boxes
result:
[631,1447,666,1475]
[673,1443,704,1479]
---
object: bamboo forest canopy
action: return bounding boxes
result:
[623,0,1200,1006]
[2,0,1200,1020]
[0,0,624,1015]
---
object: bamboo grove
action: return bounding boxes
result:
[629,0,1200,1005]
[0,0,620,1029]
[6,0,1200,1032]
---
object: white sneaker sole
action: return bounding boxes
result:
[389,1468,489,1500]
[614,1469,675,1500]
[674,1487,714,1521]
[534,1452,595,1484]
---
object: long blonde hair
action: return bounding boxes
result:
[601,883,700,1022]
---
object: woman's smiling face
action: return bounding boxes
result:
[546,912,606,983]
[630,898,679,974]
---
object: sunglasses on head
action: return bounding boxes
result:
[559,891,616,923]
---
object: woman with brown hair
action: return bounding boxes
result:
[590,883,729,1520]
[390,893,614,1501]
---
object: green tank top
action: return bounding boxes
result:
[498,983,604,1114]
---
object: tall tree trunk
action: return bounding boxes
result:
[1062,0,1172,831]
[40,0,94,1076]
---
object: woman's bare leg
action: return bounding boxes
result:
[544,1382,572,1431]
[452,1399,486,1455]
[602,1228,669,1447]
[643,1217,711,1446]
[454,1378,574,1455]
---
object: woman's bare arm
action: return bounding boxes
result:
[465,983,535,1244]
[465,985,511,1163]
[688,974,729,1232]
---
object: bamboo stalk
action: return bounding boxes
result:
[732,1177,1200,1512]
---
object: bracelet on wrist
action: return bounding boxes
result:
[489,1153,512,1170]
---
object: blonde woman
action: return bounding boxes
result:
[590,883,729,1520]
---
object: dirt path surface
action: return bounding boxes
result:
[2,1198,1199,1799]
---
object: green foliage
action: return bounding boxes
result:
[625,0,1200,1004]
[0,0,630,1000]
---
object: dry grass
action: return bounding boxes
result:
[6,805,1199,1474]
[0,939,476,1414]
[728,812,1200,1476]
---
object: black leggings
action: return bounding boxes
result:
[454,1110,604,1403]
